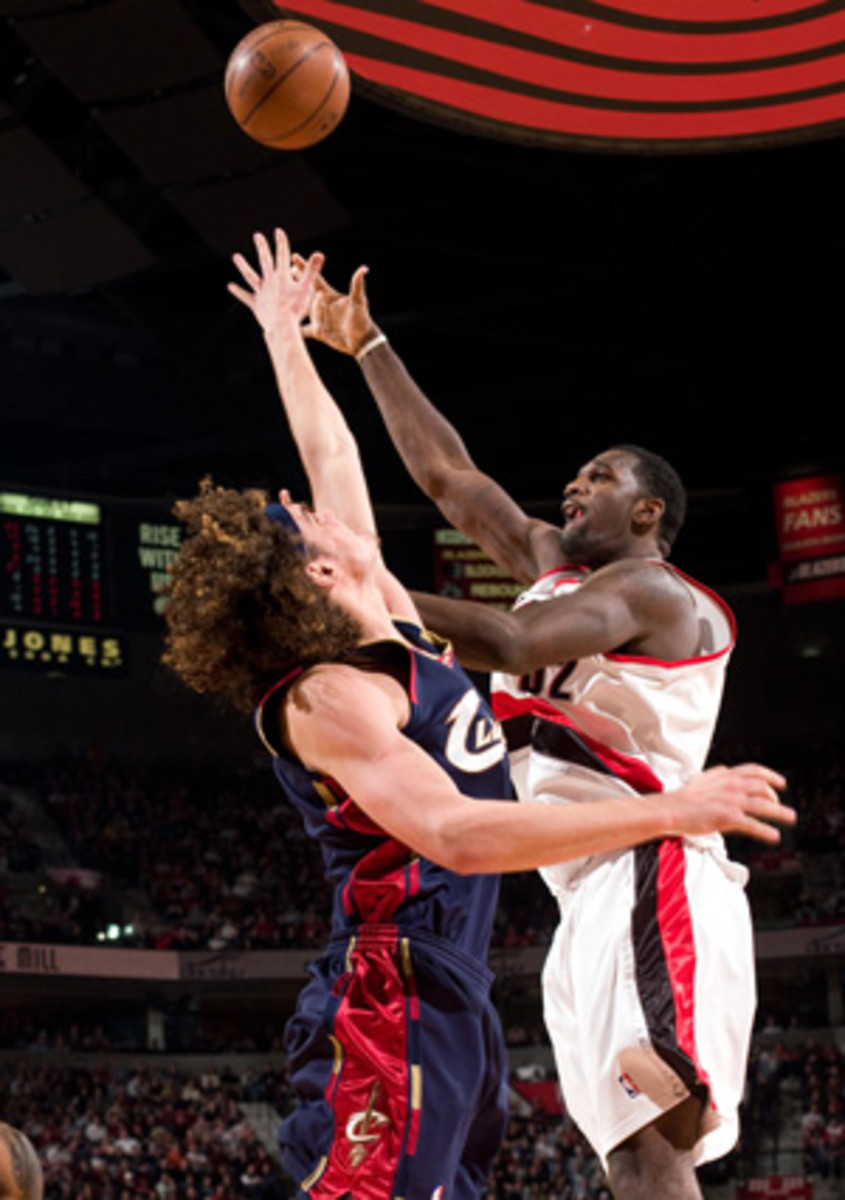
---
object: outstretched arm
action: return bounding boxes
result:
[229,229,374,535]
[287,664,795,874]
[411,558,697,672]
[303,265,560,584]
[228,229,415,618]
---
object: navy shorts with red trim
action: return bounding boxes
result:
[280,925,508,1200]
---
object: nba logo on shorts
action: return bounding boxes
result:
[618,1071,641,1099]
[431,1187,445,1200]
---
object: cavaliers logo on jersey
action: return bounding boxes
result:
[444,691,506,774]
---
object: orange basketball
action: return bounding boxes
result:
[224,20,350,150]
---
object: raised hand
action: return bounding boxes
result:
[295,256,379,357]
[228,228,324,333]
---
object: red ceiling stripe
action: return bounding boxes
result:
[278,11,845,105]
[577,0,831,21]
[347,50,845,139]
[277,2,845,105]
[274,0,845,147]
[420,0,845,62]
[559,56,845,105]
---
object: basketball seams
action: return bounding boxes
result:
[225,21,316,73]
[223,23,318,102]
[239,41,336,130]
[263,58,346,145]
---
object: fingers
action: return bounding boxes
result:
[707,762,788,798]
[226,281,255,310]
[731,786,796,846]
[230,252,260,290]
[728,766,794,822]
[739,796,797,841]
[729,763,788,791]
[350,265,369,303]
[229,229,326,320]
[744,796,796,827]
[736,817,782,845]
[294,245,343,309]
[278,489,307,522]
[299,251,325,295]
[255,230,276,276]
[274,227,291,260]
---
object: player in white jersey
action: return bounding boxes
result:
[490,562,749,1175]
[301,262,769,1200]
[493,562,736,822]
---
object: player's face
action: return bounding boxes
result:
[285,501,380,576]
[559,449,649,565]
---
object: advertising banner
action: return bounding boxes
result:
[771,474,845,604]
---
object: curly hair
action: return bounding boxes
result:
[162,479,363,714]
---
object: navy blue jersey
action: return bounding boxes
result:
[255,620,515,965]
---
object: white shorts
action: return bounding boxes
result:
[541,839,756,1169]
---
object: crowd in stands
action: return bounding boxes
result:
[0,1060,289,1198]
[0,1009,287,1057]
[795,1038,845,1182]
[788,740,845,855]
[741,1033,845,1183]
[0,789,42,874]
[0,1054,615,1198]
[483,1110,613,1199]
[3,1027,840,1196]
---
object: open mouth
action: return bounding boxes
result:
[562,501,586,524]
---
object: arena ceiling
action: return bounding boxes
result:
[0,0,843,588]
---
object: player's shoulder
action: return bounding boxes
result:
[289,656,409,723]
[286,662,411,768]
[588,557,693,610]
[288,659,373,706]
[591,555,677,583]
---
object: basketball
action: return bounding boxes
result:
[224,20,350,150]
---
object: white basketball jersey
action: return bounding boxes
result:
[490,561,736,889]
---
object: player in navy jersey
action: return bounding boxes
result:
[162,230,793,1200]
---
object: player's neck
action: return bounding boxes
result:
[340,581,401,644]
[590,539,664,570]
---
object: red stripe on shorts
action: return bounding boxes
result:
[656,839,711,1092]
[313,930,414,1199]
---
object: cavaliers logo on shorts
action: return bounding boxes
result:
[341,1081,392,1169]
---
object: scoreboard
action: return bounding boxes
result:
[2,492,106,626]
[1,487,181,675]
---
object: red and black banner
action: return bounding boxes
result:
[274,0,845,151]
[770,472,845,604]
